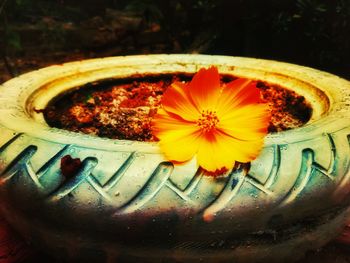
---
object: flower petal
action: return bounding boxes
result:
[196,130,265,172]
[153,109,201,162]
[161,82,199,121]
[216,132,265,163]
[196,132,235,172]
[218,104,270,141]
[188,66,221,110]
[216,79,262,117]
[159,129,201,162]
[152,108,194,135]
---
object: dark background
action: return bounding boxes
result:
[1,0,350,83]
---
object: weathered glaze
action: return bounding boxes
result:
[0,55,350,262]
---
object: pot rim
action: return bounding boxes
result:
[0,54,349,154]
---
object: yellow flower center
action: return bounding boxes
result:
[197,110,220,132]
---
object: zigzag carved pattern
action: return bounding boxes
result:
[279,133,340,206]
[0,132,349,215]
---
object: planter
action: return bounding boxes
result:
[0,54,350,263]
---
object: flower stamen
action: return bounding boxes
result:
[197,110,220,132]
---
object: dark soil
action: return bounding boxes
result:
[43,74,312,141]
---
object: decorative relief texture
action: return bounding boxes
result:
[0,130,349,218]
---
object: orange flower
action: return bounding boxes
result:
[152,66,270,174]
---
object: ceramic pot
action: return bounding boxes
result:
[0,55,350,263]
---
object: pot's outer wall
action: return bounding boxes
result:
[0,55,350,262]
